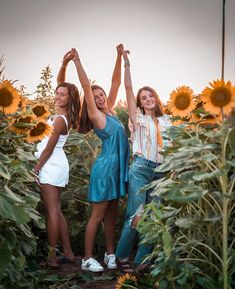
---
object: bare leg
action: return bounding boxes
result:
[103,199,118,254]
[41,184,60,266]
[59,213,75,260]
[84,201,109,260]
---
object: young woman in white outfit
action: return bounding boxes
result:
[34,82,81,269]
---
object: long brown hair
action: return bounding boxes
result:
[136,86,164,117]
[56,82,81,129]
[78,84,107,134]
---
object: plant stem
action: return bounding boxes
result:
[221,127,229,289]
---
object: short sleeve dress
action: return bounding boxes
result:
[88,114,130,203]
[34,115,69,187]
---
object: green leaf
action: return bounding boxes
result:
[16,148,36,161]
[3,185,25,204]
[0,153,12,163]
[0,162,11,179]
[159,279,168,289]
[162,230,172,257]
[193,170,220,181]
[199,154,218,162]
[1,229,16,249]
[175,217,199,228]
[0,193,31,224]
[0,242,11,272]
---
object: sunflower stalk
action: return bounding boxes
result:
[221,130,229,289]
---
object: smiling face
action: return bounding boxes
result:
[139,90,156,112]
[136,86,164,117]
[92,87,108,110]
[54,86,69,109]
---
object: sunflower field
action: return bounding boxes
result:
[129,81,235,289]
[1,54,235,289]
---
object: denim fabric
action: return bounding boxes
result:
[116,156,165,264]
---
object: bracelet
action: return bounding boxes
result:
[73,58,80,62]
[62,64,67,68]
[124,60,130,67]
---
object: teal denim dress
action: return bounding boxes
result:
[88,114,129,202]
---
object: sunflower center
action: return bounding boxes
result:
[19,116,31,123]
[174,93,191,110]
[33,106,46,116]
[210,87,231,107]
[13,116,32,129]
[30,123,46,136]
[0,88,13,107]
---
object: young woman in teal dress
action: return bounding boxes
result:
[57,45,129,272]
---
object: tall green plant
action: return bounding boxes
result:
[0,60,45,288]
[34,65,54,111]
[138,116,234,289]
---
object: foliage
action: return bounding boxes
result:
[62,130,102,254]
[137,110,235,289]
[0,63,43,287]
[33,65,54,111]
[114,102,130,137]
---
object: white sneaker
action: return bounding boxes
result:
[81,257,104,272]
[104,252,117,269]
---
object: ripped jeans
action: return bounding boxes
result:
[115,155,165,265]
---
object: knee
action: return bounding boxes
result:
[47,208,60,220]
[90,213,104,224]
[130,215,141,229]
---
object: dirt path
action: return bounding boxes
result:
[47,256,119,289]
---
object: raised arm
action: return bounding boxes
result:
[107,44,124,109]
[72,48,105,128]
[57,50,74,85]
[123,51,137,126]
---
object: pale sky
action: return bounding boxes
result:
[1,0,235,104]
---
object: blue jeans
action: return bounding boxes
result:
[116,156,165,264]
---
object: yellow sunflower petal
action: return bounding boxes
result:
[200,79,235,116]
[26,121,53,143]
[115,273,137,289]
[167,85,196,117]
[18,95,29,112]
[163,104,171,115]
[190,113,219,126]
[0,80,21,114]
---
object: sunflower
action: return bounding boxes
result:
[163,104,171,115]
[167,86,196,118]
[26,120,53,143]
[32,103,50,119]
[115,273,137,289]
[200,79,235,116]
[172,117,188,126]
[0,80,21,114]
[10,115,35,135]
[18,95,29,112]
[190,101,220,125]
